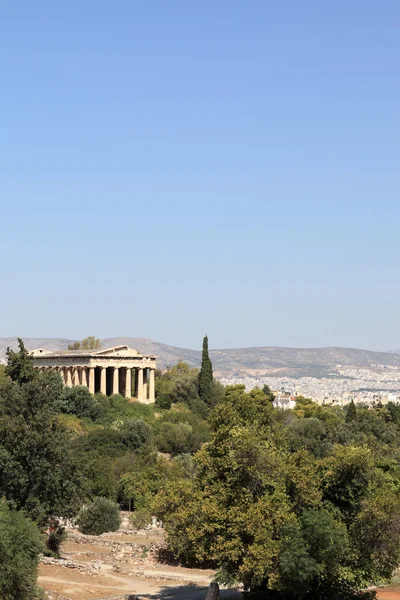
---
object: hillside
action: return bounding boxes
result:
[1,336,400,377]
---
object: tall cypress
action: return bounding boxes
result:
[198,335,213,405]
[346,399,357,423]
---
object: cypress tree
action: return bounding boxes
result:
[346,399,357,423]
[198,335,213,405]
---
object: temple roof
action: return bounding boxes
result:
[30,345,156,358]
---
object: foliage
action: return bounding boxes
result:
[0,373,83,524]
[68,336,101,351]
[0,499,43,600]
[198,335,213,405]
[5,337,36,384]
[56,385,99,419]
[346,399,357,423]
[94,393,155,426]
[119,418,153,451]
[130,507,152,529]
[45,519,67,558]
[76,496,121,535]
[155,386,400,598]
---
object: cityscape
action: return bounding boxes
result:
[220,365,400,406]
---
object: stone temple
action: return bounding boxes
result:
[30,345,156,403]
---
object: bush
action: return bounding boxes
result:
[130,507,152,530]
[76,496,121,535]
[120,418,153,451]
[0,499,43,600]
[56,386,99,419]
[45,519,67,557]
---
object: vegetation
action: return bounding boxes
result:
[198,335,213,405]
[68,336,101,351]
[0,499,43,600]
[76,496,121,535]
[3,337,400,598]
[155,386,400,599]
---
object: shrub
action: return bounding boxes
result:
[130,507,152,530]
[0,499,43,600]
[76,497,121,535]
[45,519,67,558]
[120,418,153,451]
[56,386,99,419]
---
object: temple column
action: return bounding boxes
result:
[143,369,148,401]
[137,368,144,401]
[149,369,155,402]
[58,367,65,384]
[113,367,119,395]
[88,367,95,394]
[73,368,80,386]
[100,367,106,395]
[125,368,132,398]
[66,367,72,387]
[81,368,87,387]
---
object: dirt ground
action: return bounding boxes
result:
[38,519,240,600]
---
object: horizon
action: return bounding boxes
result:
[1,334,399,355]
[1,1,399,350]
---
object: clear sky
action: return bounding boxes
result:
[1,1,399,351]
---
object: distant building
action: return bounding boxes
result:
[29,345,156,403]
[273,394,296,410]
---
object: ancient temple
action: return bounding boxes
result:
[30,345,156,403]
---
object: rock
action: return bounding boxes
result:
[205,582,220,600]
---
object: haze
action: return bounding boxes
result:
[1,1,399,351]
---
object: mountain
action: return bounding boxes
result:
[1,337,400,378]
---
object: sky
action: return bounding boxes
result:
[0,1,399,351]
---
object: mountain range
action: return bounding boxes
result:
[1,337,400,378]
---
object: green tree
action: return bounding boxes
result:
[198,335,213,406]
[155,387,400,598]
[5,338,36,384]
[76,496,121,535]
[0,499,43,600]
[0,375,83,524]
[68,336,102,351]
[346,399,357,423]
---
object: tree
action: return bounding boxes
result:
[198,335,213,406]
[76,497,121,535]
[0,375,83,524]
[155,387,400,599]
[56,385,99,419]
[120,418,153,451]
[0,499,43,600]
[346,400,357,423]
[68,336,101,351]
[5,338,36,384]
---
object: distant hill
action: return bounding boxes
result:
[1,337,400,378]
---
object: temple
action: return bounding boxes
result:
[29,345,156,403]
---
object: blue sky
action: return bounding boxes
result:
[1,1,399,351]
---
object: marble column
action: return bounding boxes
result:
[66,367,72,387]
[88,367,95,394]
[58,367,65,385]
[81,368,87,387]
[143,369,148,401]
[125,367,132,398]
[113,367,119,395]
[73,368,80,386]
[137,368,143,401]
[100,367,106,395]
[149,369,155,402]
